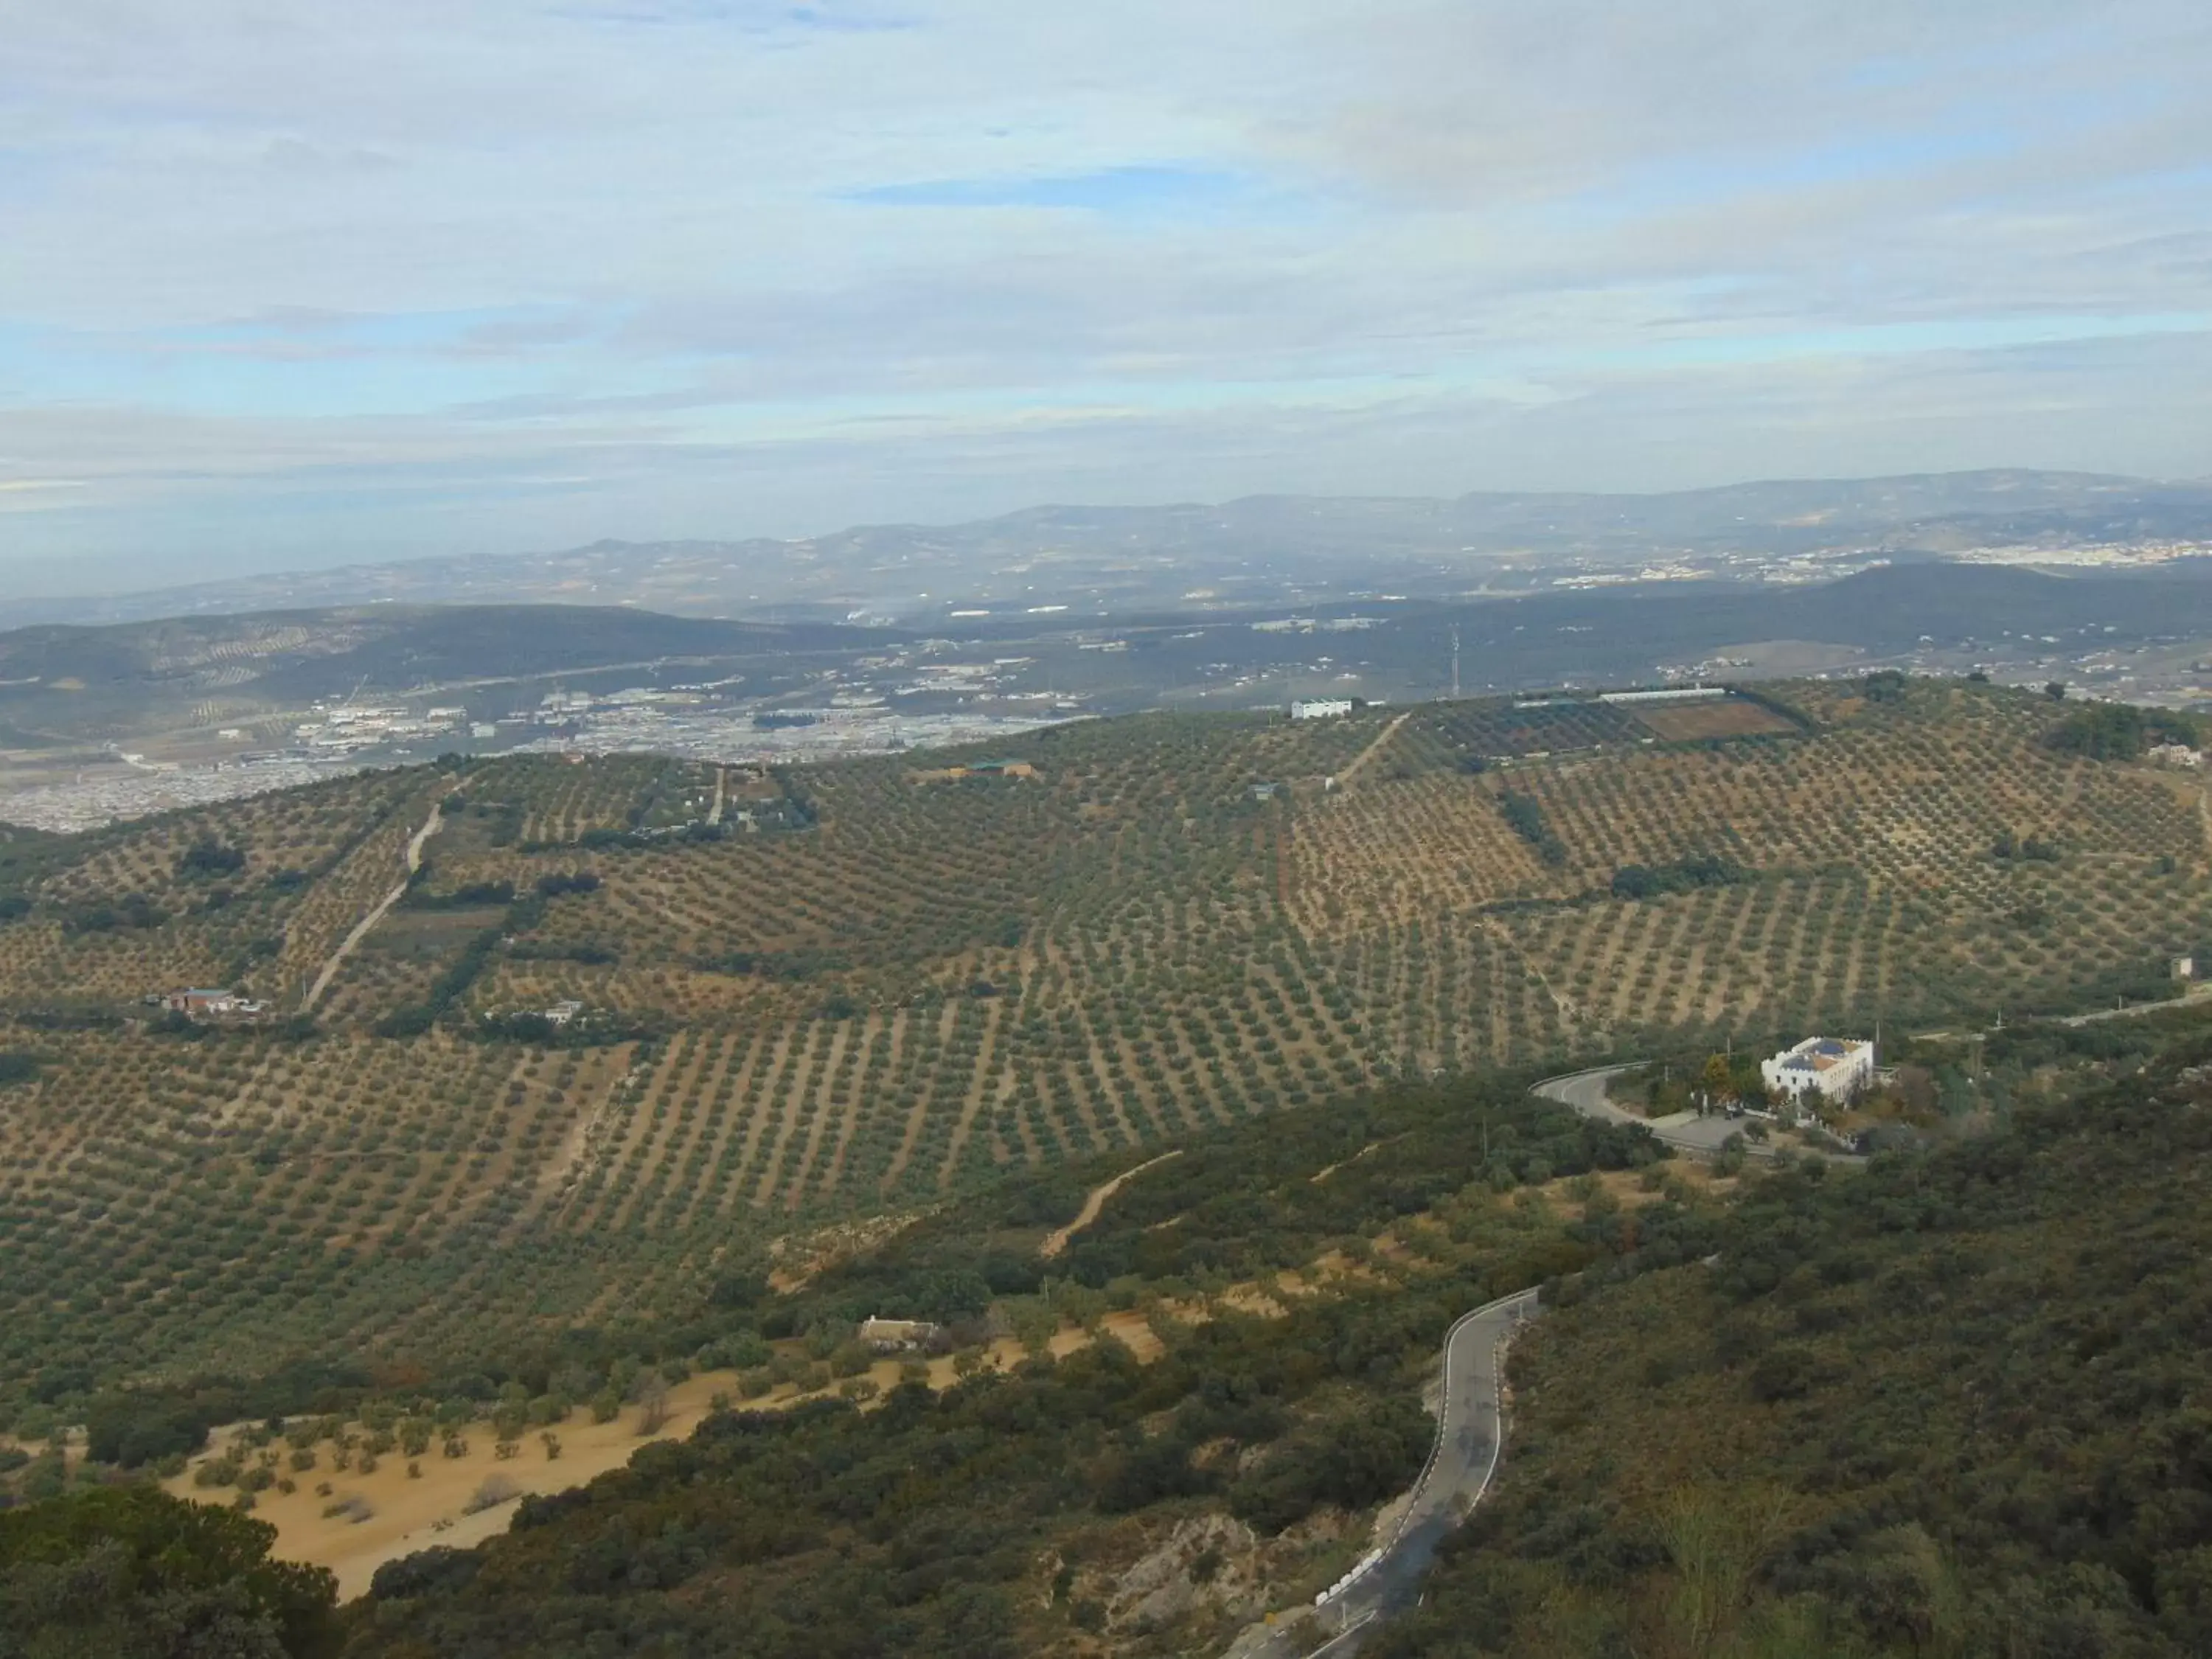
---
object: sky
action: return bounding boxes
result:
[1,0,2210,593]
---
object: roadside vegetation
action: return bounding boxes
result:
[1377,1029,2212,1659]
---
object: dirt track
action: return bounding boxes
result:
[1332,711,1412,790]
[1040,1150,1183,1259]
[302,802,444,1011]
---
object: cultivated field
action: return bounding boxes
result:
[1627,698,1801,741]
[4,681,2208,1394]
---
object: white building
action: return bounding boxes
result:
[1597,684,1723,704]
[1290,699,1354,720]
[858,1315,942,1352]
[1761,1037,1876,1105]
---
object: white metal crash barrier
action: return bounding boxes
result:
[1314,1548,1384,1606]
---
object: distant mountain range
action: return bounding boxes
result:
[10,469,2211,631]
[1376,559,2212,693]
[1042,560,2212,702]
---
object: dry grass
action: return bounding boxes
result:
[159,1183,1513,1608]
[163,1312,1178,1601]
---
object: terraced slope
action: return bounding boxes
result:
[1,679,2205,1399]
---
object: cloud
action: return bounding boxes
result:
[844,165,1250,214]
[552,1,914,32]
[0,0,2207,581]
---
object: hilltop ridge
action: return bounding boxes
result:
[10,468,2211,630]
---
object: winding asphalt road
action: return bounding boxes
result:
[1244,1288,1539,1658]
[1237,1063,1859,1656]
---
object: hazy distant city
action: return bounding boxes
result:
[7,480,2212,830]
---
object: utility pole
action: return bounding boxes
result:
[1450,624,1461,701]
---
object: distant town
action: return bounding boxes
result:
[10,534,2212,832]
[0,672,1082,832]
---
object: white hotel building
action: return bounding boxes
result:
[1761,1037,1876,1105]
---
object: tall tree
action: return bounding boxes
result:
[0,1486,338,1658]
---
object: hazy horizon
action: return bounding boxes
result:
[1,462,2205,609]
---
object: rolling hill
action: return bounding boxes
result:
[0,604,899,742]
[7,672,2212,1657]
[7,560,2212,771]
[0,676,2205,1413]
[10,469,2212,630]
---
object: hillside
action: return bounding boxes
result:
[0,603,895,741]
[0,678,2208,1419]
[1374,1045,2212,1658]
[8,563,2212,828]
[6,1065,1684,1655]
[1402,558,2212,684]
[288,1020,2212,1658]
[333,1079,1661,1659]
[14,1002,2200,1657]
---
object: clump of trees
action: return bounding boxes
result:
[1388,1055,2212,1659]
[404,878,517,911]
[697,947,855,980]
[2045,700,2200,760]
[1498,791,1568,866]
[1610,852,1746,900]
[1991,829,2062,862]
[0,1486,338,1657]
[63,892,167,933]
[1228,1394,1432,1533]
[532,872,602,899]
[178,838,246,878]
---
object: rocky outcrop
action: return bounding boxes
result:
[1109,1512,1263,1632]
